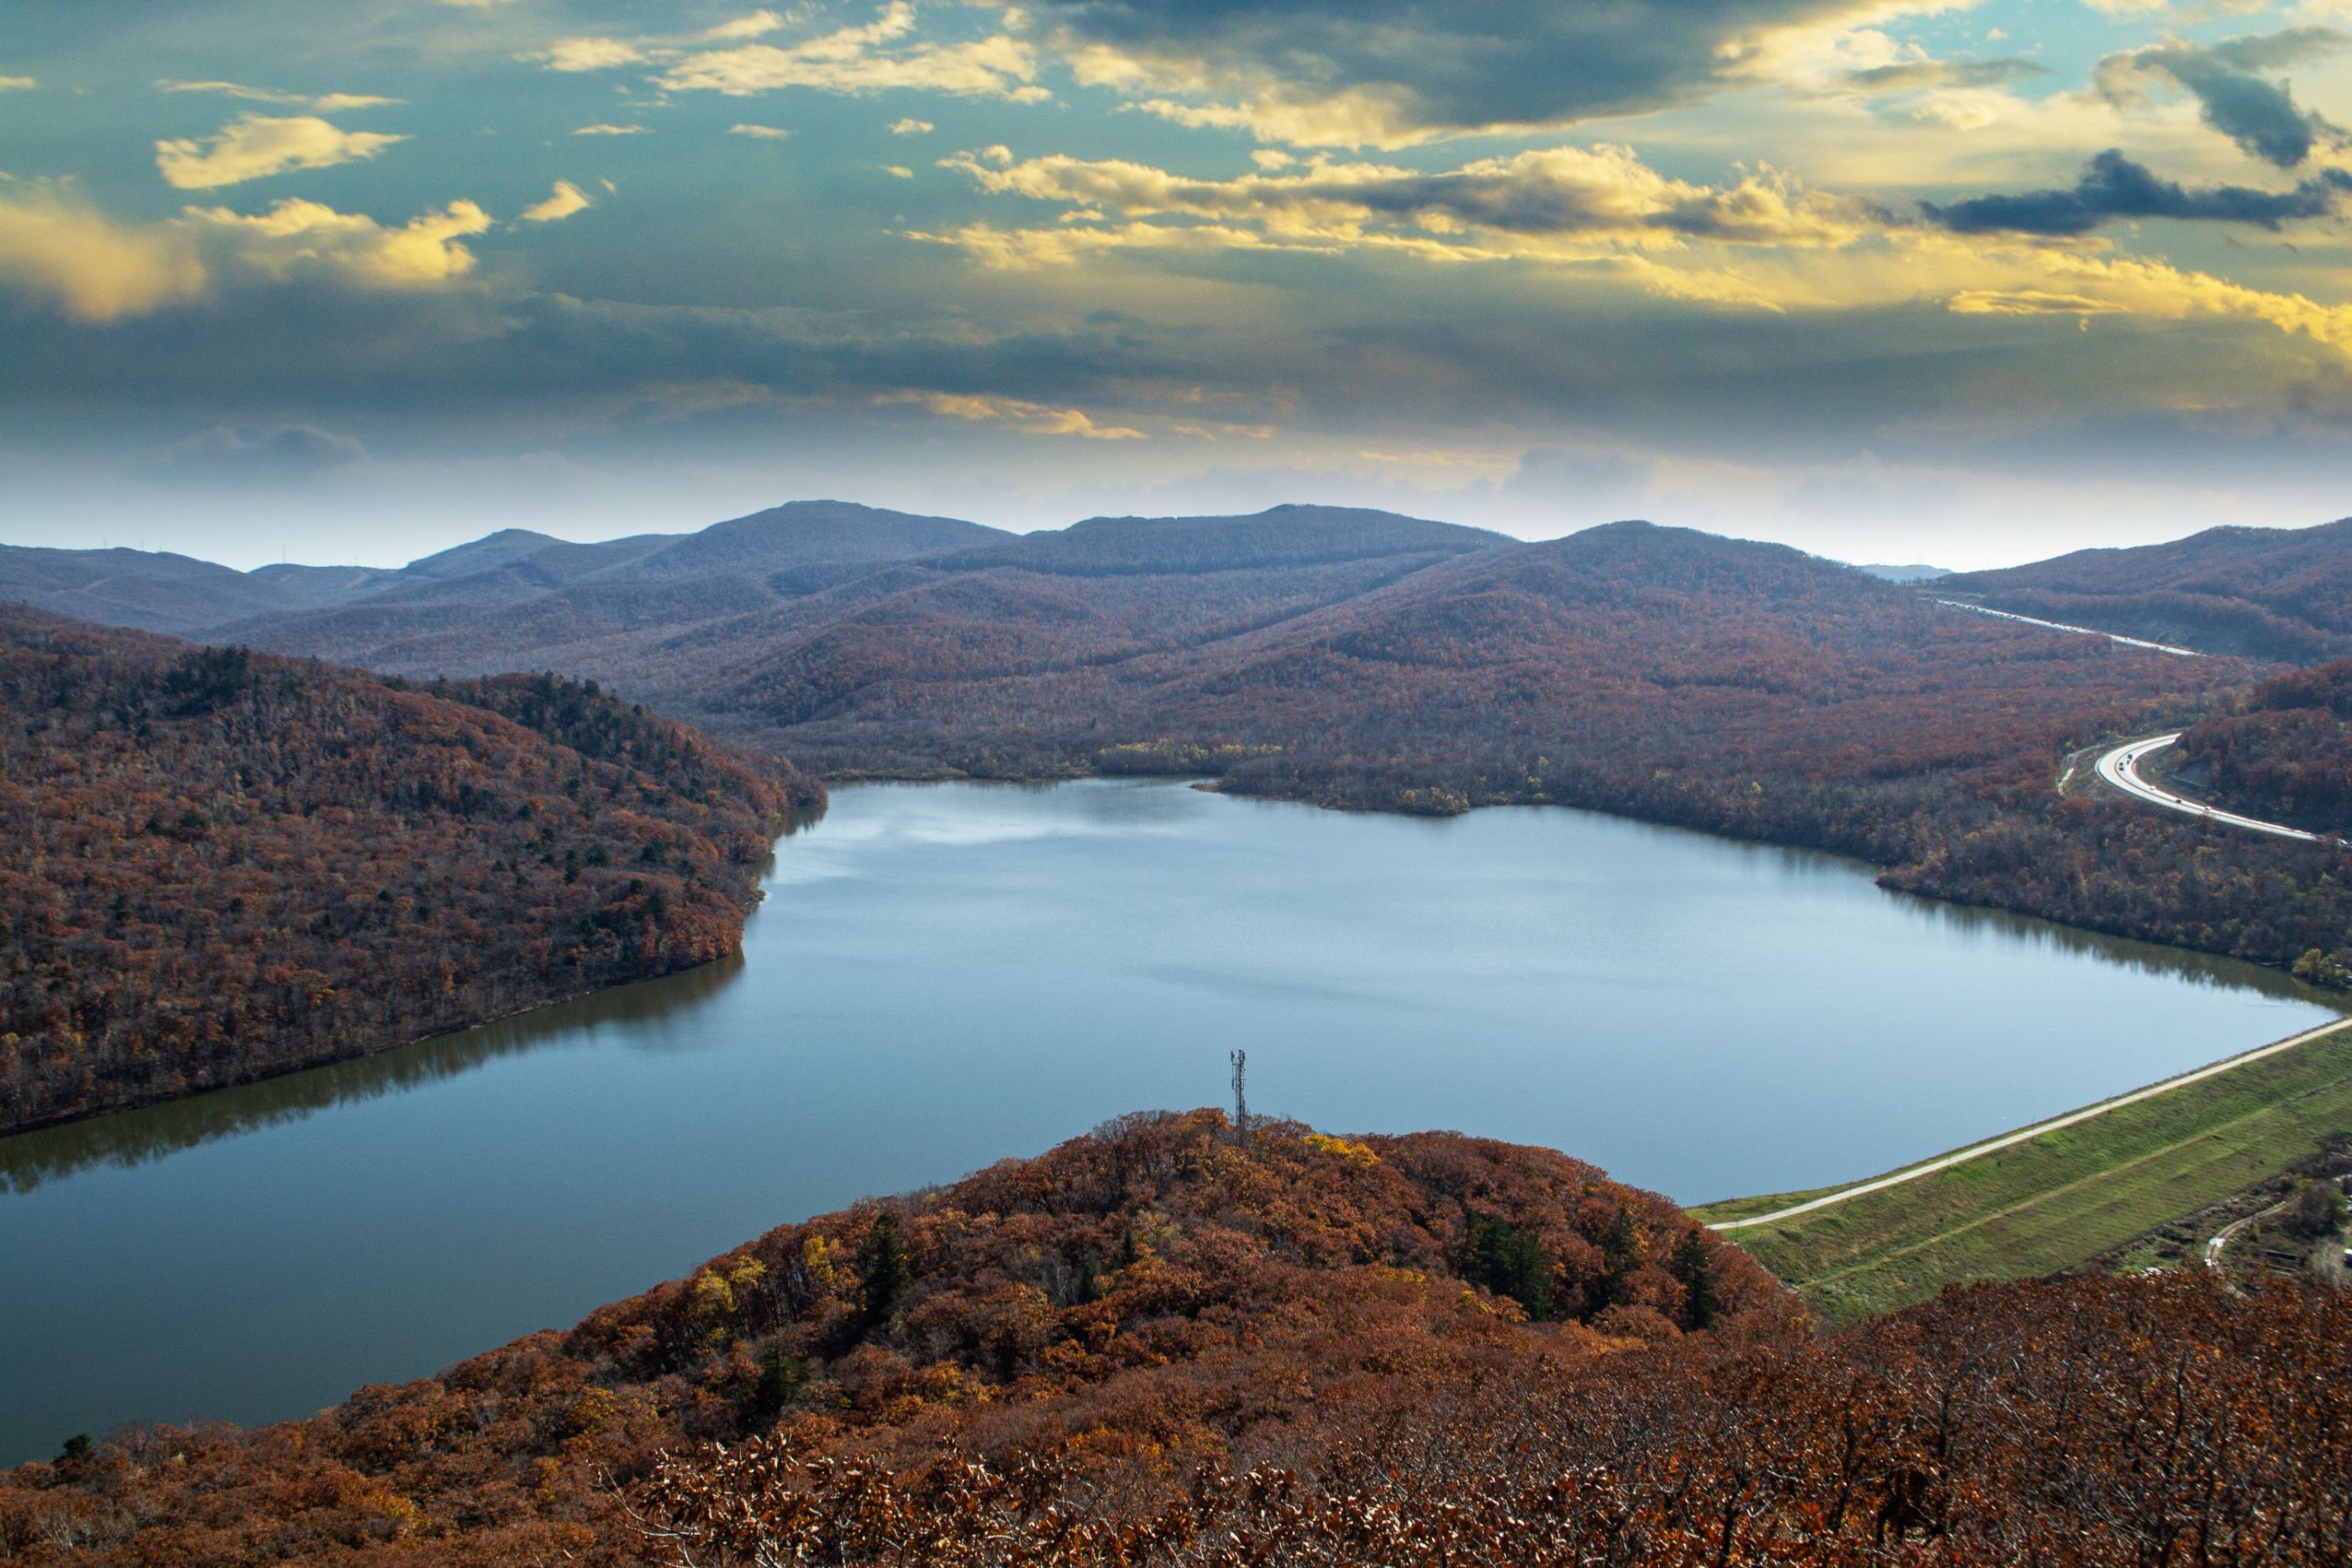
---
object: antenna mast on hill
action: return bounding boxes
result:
[1230,1049,1248,1141]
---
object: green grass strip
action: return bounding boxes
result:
[1692,1023,2352,1324]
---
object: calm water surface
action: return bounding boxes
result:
[1,780,2338,1464]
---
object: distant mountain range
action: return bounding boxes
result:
[1855,563,1950,584]
[7,501,2349,981]
[1940,519,2352,663]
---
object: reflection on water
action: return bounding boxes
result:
[0,957,747,1197]
[1877,889,2333,1002]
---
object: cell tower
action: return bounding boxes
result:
[1230,1048,1248,1141]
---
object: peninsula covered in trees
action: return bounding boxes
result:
[0,607,821,1133]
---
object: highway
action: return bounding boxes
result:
[2093,734,2327,843]
[1934,600,2203,657]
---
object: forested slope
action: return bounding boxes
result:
[0,607,821,1132]
[3,1110,2344,1565]
[2174,658,2352,835]
[1940,517,2352,662]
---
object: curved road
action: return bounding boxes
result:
[2095,734,2328,844]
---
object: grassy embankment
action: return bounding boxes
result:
[1688,1020,2352,1324]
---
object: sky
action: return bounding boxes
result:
[4,0,2352,569]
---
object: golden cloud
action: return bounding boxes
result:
[874,389,1146,438]
[155,113,407,189]
[659,3,1047,102]
[519,181,593,223]
[0,193,207,321]
[184,197,495,287]
[529,37,648,72]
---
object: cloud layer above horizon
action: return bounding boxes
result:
[4,0,2352,567]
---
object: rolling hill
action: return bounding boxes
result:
[1940,517,2352,662]
[0,607,820,1132]
[2,1109,2341,1565]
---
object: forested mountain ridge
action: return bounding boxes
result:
[3,1109,2344,1565]
[0,501,1005,655]
[0,606,821,1133]
[1940,517,2352,663]
[0,544,302,637]
[13,505,2352,982]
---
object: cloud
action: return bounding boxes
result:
[659,3,1047,102]
[150,423,369,483]
[874,389,1145,438]
[155,113,407,189]
[519,180,593,223]
[704,10,786,40]
[880,163,915,177]
[1945,289,2128,315]
[157,80,401,111]
[890,118,934,134]
[529,37,648,71]
[729,123,794,139]
[1014,0,1970,147]
[573,123,648,135]
[0,193,207,321]
[185,197,495,287]
[2094,28,2348,166]
[0,76,37,92]
[1925,149,2352,234]
[1943,249,2352,353]
[936,144,1884,265]
[1842,58,2050,93]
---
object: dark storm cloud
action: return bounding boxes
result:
[1924,149,2352,236]
[1021,0,1907,142]
[2095,28,2347,167]
[0,272,1206,438]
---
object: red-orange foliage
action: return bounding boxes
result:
[2,1112,2344,1565]
[0,607,820,1131]
[2177,658,2352,833]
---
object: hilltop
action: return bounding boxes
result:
[1940,518,2352,663]
[0,607,821,1132]
[2,1109,2342,1565]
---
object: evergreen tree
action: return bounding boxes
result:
[856,1212,915,1327]
[1668,1228,1720,1331]
[1598,1205,1642,1311]
[1460,1209,1555,1320]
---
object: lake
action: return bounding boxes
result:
[0,779,2338,1466]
